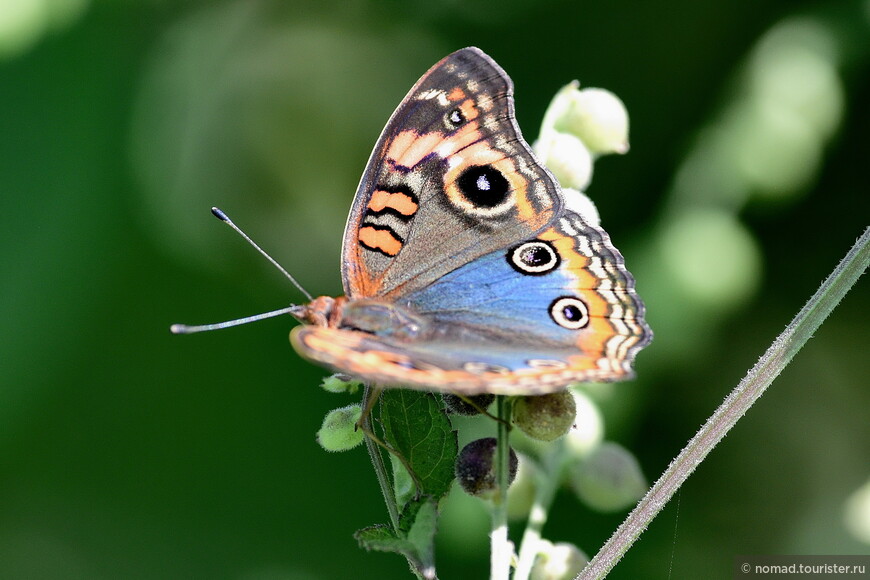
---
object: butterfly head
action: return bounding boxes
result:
[289,296,345,328]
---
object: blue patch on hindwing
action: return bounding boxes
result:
[405,246,578,341]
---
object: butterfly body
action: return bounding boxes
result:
[290,47,651,395]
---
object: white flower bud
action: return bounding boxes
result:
[561,188,601,227]
[555,87,630,156]
[563,389,604,457]
[507,454,538,521]
[535,132,594,191]
[844,479,870,545]
[530,540,588,580]
[570,442,647,512]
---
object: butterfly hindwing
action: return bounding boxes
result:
[292,204,651,394]
[342,47,562,299]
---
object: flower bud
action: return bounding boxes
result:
[316,404,364,452]
[844,478,870,545]
[507,454,538,520]
[561,188,601,227]
[319,374,362,394]
[530,540,588,580]
[554,86,630,156]
[536,132,594,191]
[563,389,604,457]
[570,442,646,512]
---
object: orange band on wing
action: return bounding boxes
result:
[359,226,403,256]
[368,189,419,217]
[447,87,467,101]
[539,226,612,359]
[387,130,444,168]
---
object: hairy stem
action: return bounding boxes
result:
[579,227,870,579]
[362,385,401,532]
[514,441,565,580]
[491,396,514,580]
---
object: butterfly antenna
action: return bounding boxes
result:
[210,207,314,302]
[170,305,302,334]
[170,207,313,334]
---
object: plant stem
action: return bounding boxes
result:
[491,396,514,580]
[579,226,870,579]
[514,440,565,580]
[362,385,401,532]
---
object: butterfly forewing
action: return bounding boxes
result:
[342,47,562,299]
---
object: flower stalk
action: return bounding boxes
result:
[579,227,870,579]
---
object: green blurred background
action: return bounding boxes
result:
[1,0,868,578]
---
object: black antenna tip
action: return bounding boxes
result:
[211,207,229,222]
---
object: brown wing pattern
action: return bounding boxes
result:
[341,47,563,299]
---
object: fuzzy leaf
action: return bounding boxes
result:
[379,390,457,503]
[402,497,438,568]
[354,498,439,578]
[354,524,410,553]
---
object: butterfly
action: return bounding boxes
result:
[283,47,651,395]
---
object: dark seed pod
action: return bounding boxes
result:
[455,437,518,499]
[441,393,496,415]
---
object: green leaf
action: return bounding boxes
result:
[379,390,458,504]
[402,498,438,570]
[389,451,416,508]
[365,391,455,579]
[355,524,410,553]
[355,498,440,579]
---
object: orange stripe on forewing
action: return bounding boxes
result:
[439,120,482,156]
[384,98,482,170]
[447,87,467,101]
[384,130,416,165]
[359,226,403,256]
[368,189,419,217]
[456,98,480,121]
[386,130,443,168]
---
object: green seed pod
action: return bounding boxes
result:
[316,404,364,452]
[513,391,577,442]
